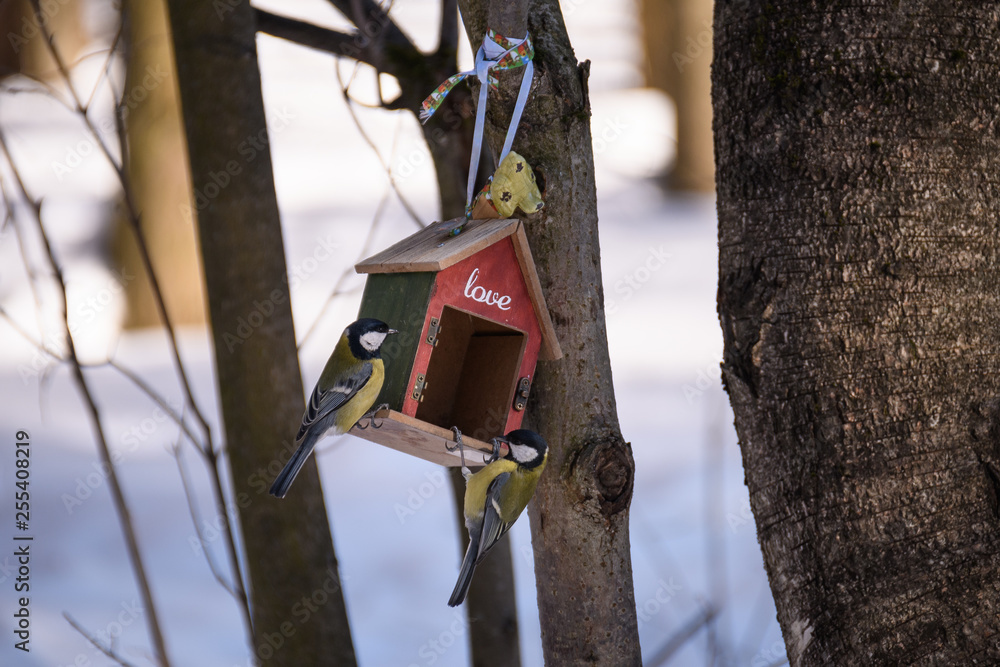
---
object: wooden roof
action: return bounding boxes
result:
[356,217,562,360]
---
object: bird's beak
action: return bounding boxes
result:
[387,329,398,335]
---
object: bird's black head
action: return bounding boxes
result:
[501,429,548,469]
[346,318,397,360]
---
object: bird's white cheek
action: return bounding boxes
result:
[509,443,537,464]
[360,331,387,352]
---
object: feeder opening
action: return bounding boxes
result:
[416,305,526,441]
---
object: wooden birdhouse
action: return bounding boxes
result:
[348,217,561,467]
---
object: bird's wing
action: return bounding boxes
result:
[296,361,373,441]
[475,472,516,563]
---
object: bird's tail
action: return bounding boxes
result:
[269,434,318,498]
[448,530,481,607]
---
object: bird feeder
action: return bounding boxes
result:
[348,217,561,467]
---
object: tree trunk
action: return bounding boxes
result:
[165,1,355,664]
[458,2,641,664]
[641,0,715,192]
[0,0,87,80]
[115,0,205,329]
[715,3,1000,664]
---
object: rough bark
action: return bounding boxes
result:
[165,1,355,664]
[458,2,641,664]
[715,2,1000,664]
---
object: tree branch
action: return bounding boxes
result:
[645,606,718,667]
[438,0,459,57]
[297,187,388,350]
[27,0,214,452]
[173,442,236,598]
[255,5,423,84]
[324,0,415,53]
[23,0,255,647]
[0,124,173,667]
[65,613,142,667]
[334,61,426,225]
[254,10,377,67]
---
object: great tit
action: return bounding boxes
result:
[448,429,548,606]
[269,318,397,498]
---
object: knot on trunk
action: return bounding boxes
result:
[591,441,634,517]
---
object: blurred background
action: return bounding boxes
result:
[0,0,787,665]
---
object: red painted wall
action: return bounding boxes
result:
[401,236,543,434]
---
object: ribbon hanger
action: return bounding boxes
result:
[420,30,535,217]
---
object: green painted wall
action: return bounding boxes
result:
[357,272,436,409]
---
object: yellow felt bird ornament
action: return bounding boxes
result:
[470,151,544,219]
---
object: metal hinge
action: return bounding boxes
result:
[426,317,441,347]
[412,373,428,402]
[513,376,531,411]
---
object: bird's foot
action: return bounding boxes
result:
[358,404,390,429]
[488,437,505,464]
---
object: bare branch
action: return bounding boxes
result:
[82,357,252,631]
[110,11,253,634]
[0,123,173,667]
[84,21,126,111]
[297,188,389,350]
[26,1,120,162]
[255,5,444,114]
[26,1,214,451]
[104,361,254,634]
[255,2,419,80]
[3,319,249,637]
[254,10,379,69]
[172,441,236,597]
[0,305,63,361]
[324,0,415,54]
[335,60,425,227]
[201,446,253,634]
[32,2,255,646]
[103,360,205,452]
[0,138,53,337]
[645,605,719,667]
[64,613,142,667]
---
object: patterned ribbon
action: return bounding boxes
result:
[419,30,535,215]
[419,30,533,122]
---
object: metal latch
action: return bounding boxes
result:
[426,317,441,347]
[513,377,530,411]
[412,373,428,402]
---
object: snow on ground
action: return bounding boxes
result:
[0,1,786,666]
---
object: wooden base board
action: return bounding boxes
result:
[348,409,499,468]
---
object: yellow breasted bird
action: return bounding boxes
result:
[269,318,396,498]
[448,429,548,606]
